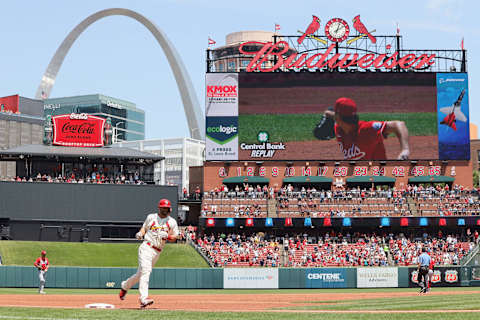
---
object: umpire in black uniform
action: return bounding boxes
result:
[417,247,431,293]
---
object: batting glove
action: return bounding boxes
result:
[158,231,169,240]
[135,232,143,240]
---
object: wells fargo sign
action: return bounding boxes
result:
[52,114,105,147]
[238,15,436,72]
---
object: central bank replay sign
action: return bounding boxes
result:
[306,268,347,288]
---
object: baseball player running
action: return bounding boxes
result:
[34,250,49,294]
[119,199,179,308]
[314,97,410,160]
[417,247,431,294]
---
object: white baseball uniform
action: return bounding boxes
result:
[121,214,179,302]
[34,257,49,293]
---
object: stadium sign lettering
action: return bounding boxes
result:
[238,42,436,72]
[207,85,238,97]
[307,273,343,281]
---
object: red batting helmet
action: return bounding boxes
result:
[158,199,171,209]
[41,250,46,255]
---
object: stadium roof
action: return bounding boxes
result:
[222,176,269,184]
[0,144,164,165]
[346,176,396,184]
[283,176,333,184]
[408,176,455,183]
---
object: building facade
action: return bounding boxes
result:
[0,113,44,178]
[43,94,145,142]
[116,138,205,192]
[209,31,295,72]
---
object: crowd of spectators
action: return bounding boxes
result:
[194,231,478,268]
[2,172,145,185]
[195,232,281,267]
[200,183,480,218]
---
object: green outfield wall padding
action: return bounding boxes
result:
[0,267,223,289]
[279,268,305,288]
[398,267,410,288]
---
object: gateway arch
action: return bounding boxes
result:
[35,8,204,140]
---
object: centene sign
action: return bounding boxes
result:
[307,273,343,281]
[238,42,436,72]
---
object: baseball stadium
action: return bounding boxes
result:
[1,7,480,320]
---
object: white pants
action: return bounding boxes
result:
[121,242,160,302]
[38,270,46,292]
[427,269,434,283]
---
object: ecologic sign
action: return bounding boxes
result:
[205,117,239,161]
[306,268,347,288]
[206,117,238,144]
[206,124,238,135]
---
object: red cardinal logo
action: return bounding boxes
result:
[298,15,321,44]
[352,15,376,43]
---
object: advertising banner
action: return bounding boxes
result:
[357,267,398,288]
[224,268,278,289]
[205,116,238,160]
[436,73,470,160]
[306,268,347,288]
[0,94,19,113]
[53,114,105,147]
[205,73,238,117]
[408,267,460,287]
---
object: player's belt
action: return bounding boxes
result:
[146,242,162,253]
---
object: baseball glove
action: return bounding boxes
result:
[313,109,335,140]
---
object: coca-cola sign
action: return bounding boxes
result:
[53,114,105,147]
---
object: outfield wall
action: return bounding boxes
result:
[0,266,478,289]
[0,182,178,241]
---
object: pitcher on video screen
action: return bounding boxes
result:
[315,97,410,160]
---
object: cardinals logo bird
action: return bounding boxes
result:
[298,15,320,44]
[352,15,376,44]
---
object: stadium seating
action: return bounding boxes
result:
[201,184,480,218]
[195,232,477,268]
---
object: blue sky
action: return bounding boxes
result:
[0,0,476,140]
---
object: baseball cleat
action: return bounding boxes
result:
[39,291,46,294]
[119,289,127,300]
[140,298,154,309]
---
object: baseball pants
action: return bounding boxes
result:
[38,270,46,292]
[121,242,160,302]
[418,266,429,289]
[427,269,434,287]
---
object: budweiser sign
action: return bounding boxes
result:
[237,15,436,72]
[239,42,436,72]
[52,114,105,147]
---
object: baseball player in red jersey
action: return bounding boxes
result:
[427,255,435,293]
[324,97,410,160]
[119,199,179,308]
[34,250,49,294]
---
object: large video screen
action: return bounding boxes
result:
[205,72,469,161]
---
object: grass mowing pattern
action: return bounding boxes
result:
[284,293,480,311]
[0,307,479,320]
[0,241,208,268]
[239,112,437,143]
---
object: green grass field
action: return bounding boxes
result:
[0,288,479,320]
[0,241,209,268]
[239,112,437,143]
